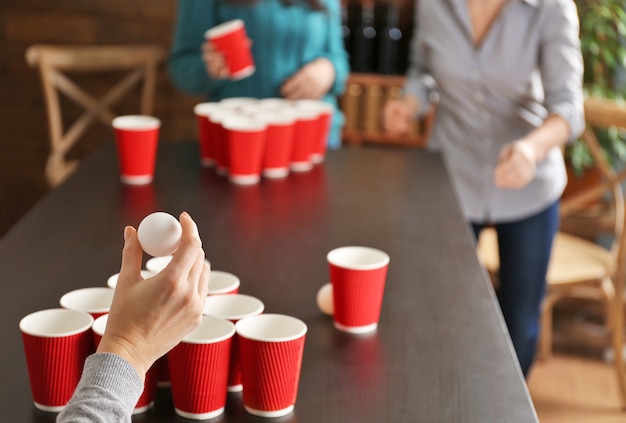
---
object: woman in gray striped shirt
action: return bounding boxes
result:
[383,0,584,377]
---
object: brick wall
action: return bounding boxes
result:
[0,1,202,237]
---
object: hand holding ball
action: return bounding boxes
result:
[316,283,334,315]
[137,212,182,257]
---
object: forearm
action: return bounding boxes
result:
[318,54,348,97]
[96,337,148,383]
[168,52,223,95]
[56,353,143,423]
[320,0,349,97]
[521,114,571,163]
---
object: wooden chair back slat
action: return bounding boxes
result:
[26,44,165,187]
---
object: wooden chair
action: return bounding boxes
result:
[477,96,626,407]
[25,44,165,187]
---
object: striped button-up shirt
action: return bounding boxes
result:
[405,0,584,223]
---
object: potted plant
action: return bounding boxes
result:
[566,0,626,175]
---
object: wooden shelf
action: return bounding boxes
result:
[340,72,435,148]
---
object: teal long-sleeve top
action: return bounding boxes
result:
[169,0,350,149]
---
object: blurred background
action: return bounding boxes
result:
[0,1,201,237]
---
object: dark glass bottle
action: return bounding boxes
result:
[341,1,351,55]
[377,2,402,75]
[351,0,377,73]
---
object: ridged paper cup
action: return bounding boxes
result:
[203,294,264,392]
[209,109,240,176]
[327,246,390,334]
[222,116,267,185]
[257,98,292,110]
[145,255,173,273]
[208,270,241,295]
[252,110,296,179]
[218,97,259,111]
[107,269,155,289]
[59,287,115,319]
[293,100,334,163]
[112,115,160,185]
[92,314,157,414]
[168,316,235,420]
[19,308,94,412]
[287,107,319,172]
[235,314,307,418]
[194,102,221,167]
[145,256,211,275]
[205,20,255,80]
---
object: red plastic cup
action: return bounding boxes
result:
[257,98,292,110]
[205,20,255,80]
[59,287,115,320]
[145,255,211,277]
[194,102,221,167]
[203,294,265,392]
[287,107,319,172]
[120,183,157,223]
[209,110,238,176]
[294,100,335,163]
[253,111,296,179]
[145,255,174,274]
[236,314,307,418]
[222,116,267,185]
[327,246,390,334]
[92,314,157,414]
[112,115,160,185]
[208,271,241,295]
[168,316,235,420]
[20,308,94,412]
[219,97,259,111]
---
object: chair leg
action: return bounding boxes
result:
[46,155,79,188]
[538,297,553,361]
[602,277,616,332]
[611,277,626,409]
[613,333,626,409]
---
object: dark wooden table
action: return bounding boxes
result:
[0,141,538,422]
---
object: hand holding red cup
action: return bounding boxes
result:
[205,19,255,80]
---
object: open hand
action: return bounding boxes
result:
[281,58,335,100]
[97,212,210,380]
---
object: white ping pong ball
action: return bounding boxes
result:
[137,212,182,257]
[316,283,334,315]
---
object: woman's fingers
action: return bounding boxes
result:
[202,41,229,79]
[165,212,203,282]
[116,226,143,293]
[383,101,410,134]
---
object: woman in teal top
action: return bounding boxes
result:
[169,0,350,149]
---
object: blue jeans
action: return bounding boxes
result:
[472,201,559,377]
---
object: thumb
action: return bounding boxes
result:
[498,143,514,163]
[117,226,143,291]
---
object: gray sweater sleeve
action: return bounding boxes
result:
[56,353,144,423]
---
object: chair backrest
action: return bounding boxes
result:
[26,44,165,187]
[563,96,626,274]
